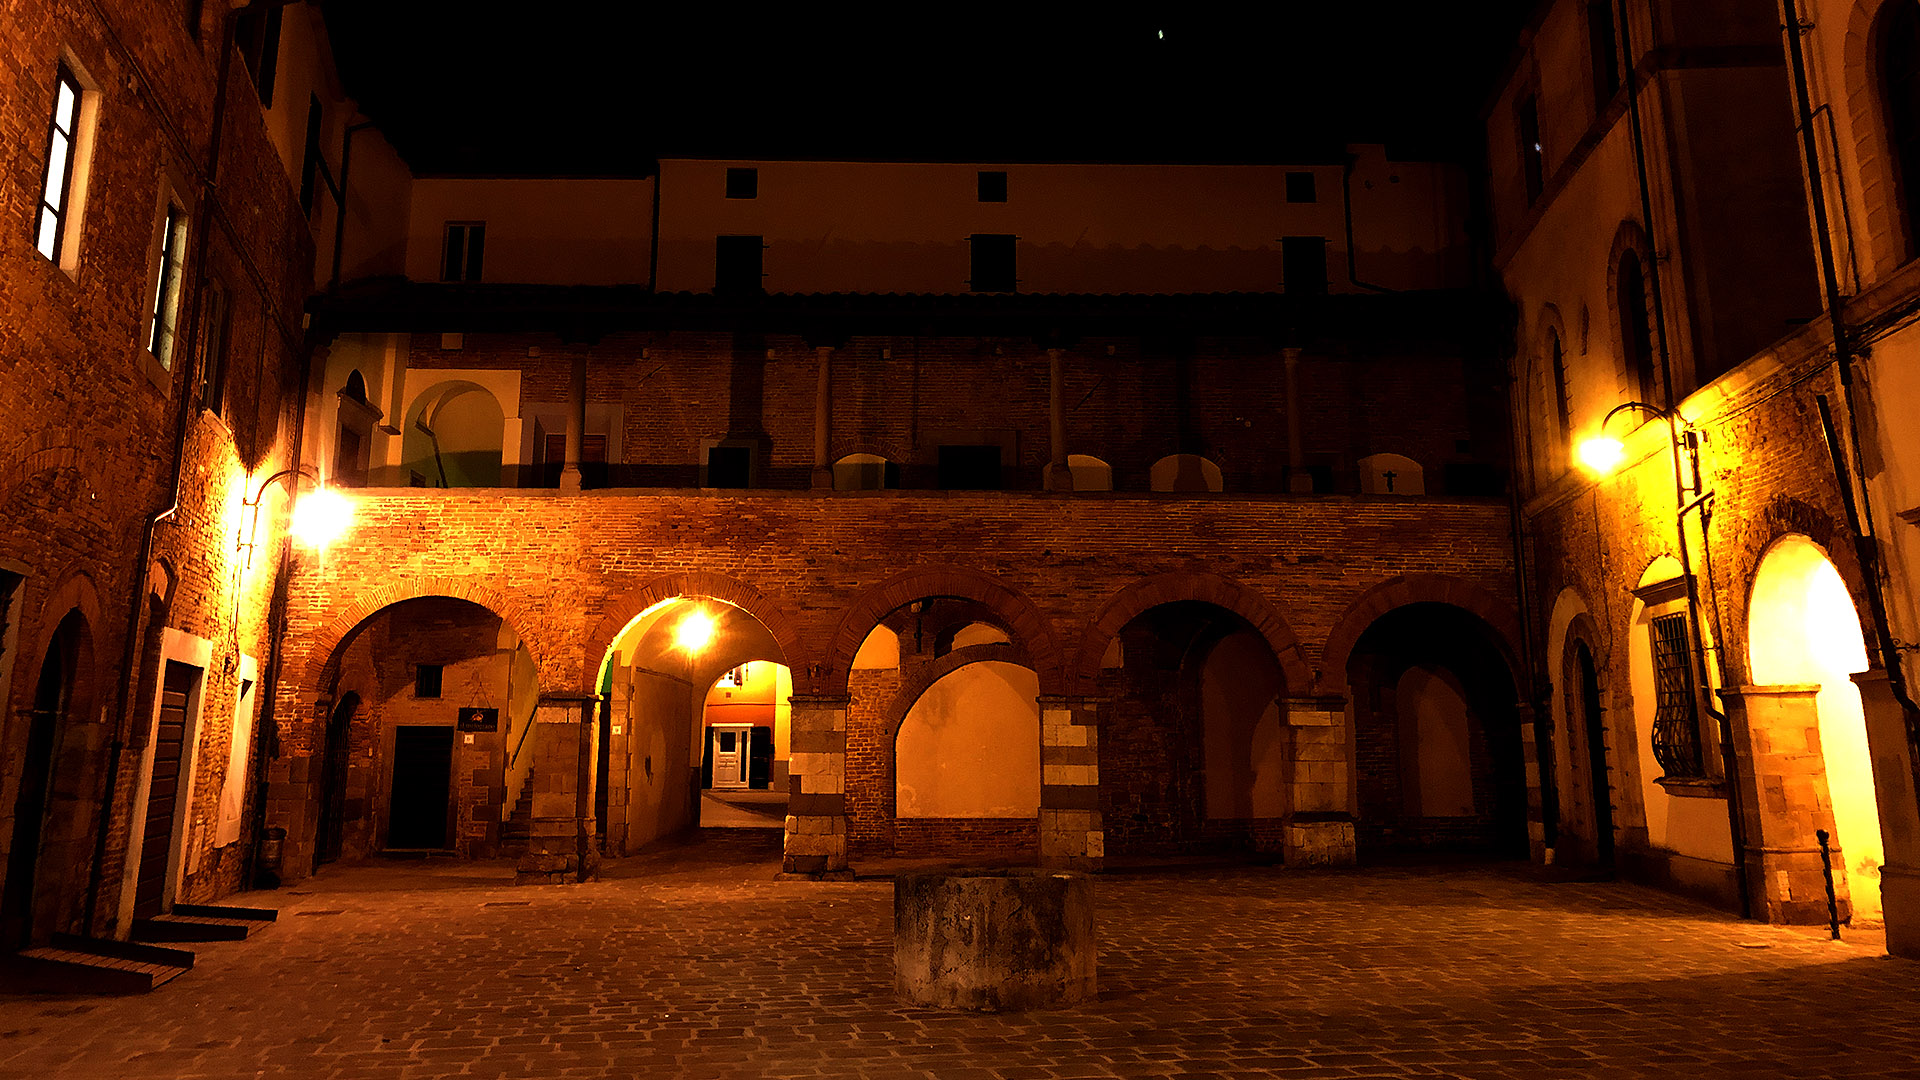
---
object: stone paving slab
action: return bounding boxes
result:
[1,833,1915,1079]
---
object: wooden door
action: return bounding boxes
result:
[387,726,454,849]
[135,661,198,918]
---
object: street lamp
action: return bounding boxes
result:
[238,465,354,567]
[1579,400,1666,478]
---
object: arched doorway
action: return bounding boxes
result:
[596,596,791,850]
[1748,536,1882,923]
[315,597,539,863]
[1567,639,1615,869]
[1346,603,1527,859]
[2,610,95,948]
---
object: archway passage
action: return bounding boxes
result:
[2,610,97,948]
[596,596,790,852]
[314,597,539,864]
[1566,640,1616,870]
[844,596,1040,859]
[1347,603,1527,859]
[1094,601,1290,856]
[1748,536,1882,924]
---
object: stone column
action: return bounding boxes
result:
[811,345,834,490]
[1038,696,1103,869]
[1045,347,1073,492]
[1853,671,1920,957]
[1283,695,1355,865]
[559,354,587,492]
[1719,685,1848,924]
[1518,699,1551,864]
[514,691,600,885]
[784,695,850,876]
[1283,347,1313,493]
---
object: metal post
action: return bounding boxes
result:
[1817,828,1841,940]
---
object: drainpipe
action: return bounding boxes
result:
[83,2,239,935]
[1616,0,1751,918]
[1781,0,1920,801]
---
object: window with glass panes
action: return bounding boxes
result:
[36,66,84,261]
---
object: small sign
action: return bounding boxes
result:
[456,707,499,732]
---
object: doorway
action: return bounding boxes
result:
[387,726,454,849]
[134,660,200,918]
[1574,641,1615,868]
[2,615,79,947]
[708,724,753,790]
[315,693,358,869]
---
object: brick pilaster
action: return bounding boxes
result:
[1852,671,1919,957]
[1721,685,1848,924]
[515,691,600,885]
[1038,696,1103,870]
[785,695,850,875]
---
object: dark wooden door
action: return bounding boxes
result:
[2,634,69,947]
[387,726,454,849]
[135,661,198,918]
[315,693,357,868]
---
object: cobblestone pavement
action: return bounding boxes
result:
[3,833,1917,1079]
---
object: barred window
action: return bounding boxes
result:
[1649,612,1704,778]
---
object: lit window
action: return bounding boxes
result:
[147,206,189,368]
[35,65,84,261]
[442,222,485,282]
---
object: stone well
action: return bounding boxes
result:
[893,868,1095,1011]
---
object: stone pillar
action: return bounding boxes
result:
[1853,671,1920,957]
[1519,700,1551,864]
[514,692,600,885]
[784,695,850,876]
[1038,696,1103,870]
[1284,695,1355,865]
[559,354,587,492]
[1283,347,1313,493]
[1720,685,1848,924]
[811,345,834,489]
[1045,347,1073,492]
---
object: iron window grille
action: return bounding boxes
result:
[1649,611,1705,778]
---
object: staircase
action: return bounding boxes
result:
[130,902,277,944]
[5,934,194,994]
[501,767,535,854]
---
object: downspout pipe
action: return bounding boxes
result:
[84,2,239,934]
[1780,0,1920,797]
[1616,0,1752,918]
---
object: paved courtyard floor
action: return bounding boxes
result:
[1,832,1915,1079]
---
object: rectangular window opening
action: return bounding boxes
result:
[724,167,758,199]
[715,235,764,293]
[977,170,1008,202]
[236,3,282,106]
[442,222,485,282]
[969,234,1016,293]
[1649,612,1705,778]
[1281,236,1328,295]
[36,65,85,262]
[299,95,324,218]
[1519,95,1545,205]
[938,445,1003,490]
[706,445,753,489]
[416,664,443,699]
[200,281,230,414]
[1285,171,1317,203]
[148,206,189,368]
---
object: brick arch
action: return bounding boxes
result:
[822,566,1064,697]
[583,570,815,692]
[1722,498,1879,687]
[0,430,97,510]
[1846,0,1916,279]
[302,577,543,691]
[17,568,107,712]
[881,642,1031,744]
[1317,574,1525,697]
[1067,570,1311,696]
[827,439,911,468]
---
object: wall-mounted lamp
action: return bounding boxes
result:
[1578,401,1689,479]
[238,466,354,567]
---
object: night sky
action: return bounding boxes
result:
[323,3,1537,175]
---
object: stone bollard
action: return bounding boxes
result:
[894,869,1095,1011]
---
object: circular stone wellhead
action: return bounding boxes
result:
[892,868,1096,1011]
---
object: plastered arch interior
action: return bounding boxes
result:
[1066,454,1113,491]
[1746,534,1883,921]
[832,453,892,491]
[401,380,505,488]
[584,571,812,693]
[1149,454,1223,493]
[1356,452,1424,495]
[1316,573,1524,698]
[822,566,1062,696]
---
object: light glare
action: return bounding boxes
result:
[675,610,716,654]
[290,487,354,549]
[1577,435,1626,476]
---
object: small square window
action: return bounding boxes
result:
[1285,172,1317,203]
[938,445,1003,490]
[707,445,752,488]
[416,664,443,699]
[977,170,1008,202]
[725,167,758,199]
[715,235,764,293]
[969,234,1016,293]
[442,222,484,282]
[1282,236,1327,295]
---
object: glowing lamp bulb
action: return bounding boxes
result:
[290,487,354,549]
[1577,435,1627,476]
[675,610,716,654]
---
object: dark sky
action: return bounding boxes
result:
[323,3,1536,174]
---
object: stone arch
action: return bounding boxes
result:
[302,577,543,691]
[822,566,1064,697]
[585,570,814,693]
[1069,570,1311,696]
[827,437,911,468]
[0,430,98,511]
[1318,574,1524,698]
[1720,496,1877,687]
[1149,453,1224,493]
[1846,0,1920,278]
